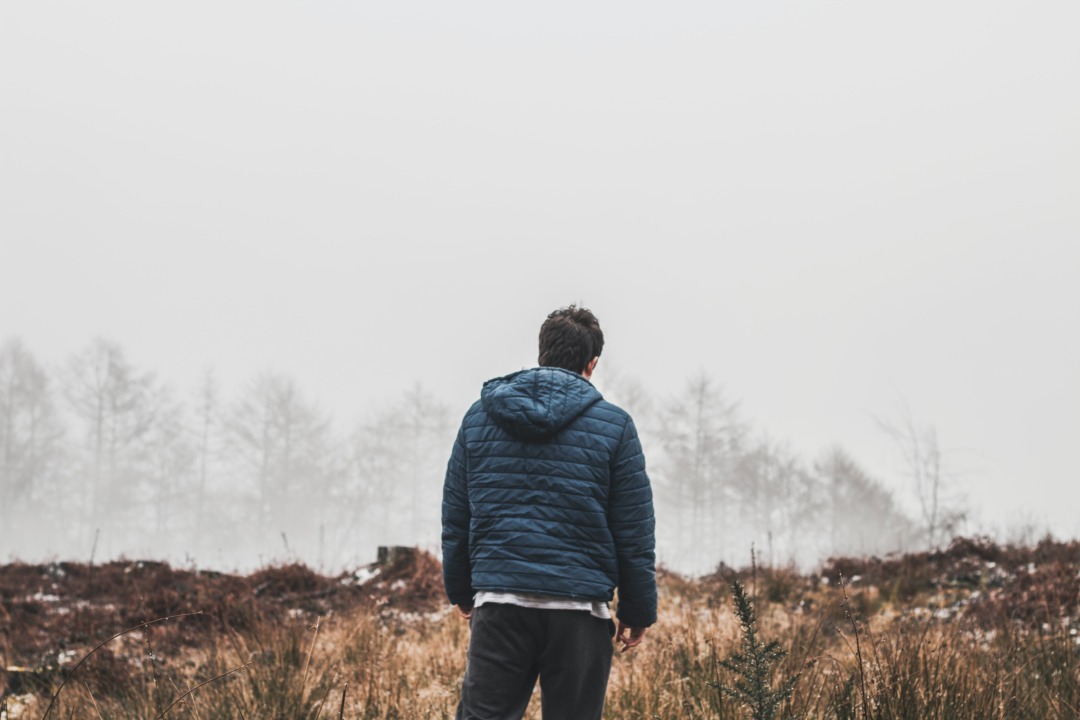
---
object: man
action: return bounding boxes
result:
[442,304,657,720]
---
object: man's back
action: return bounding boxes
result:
[442,366,656,627]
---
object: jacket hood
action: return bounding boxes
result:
[481,367,603,440]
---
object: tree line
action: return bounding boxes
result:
[0,337,451,570]
[0,337,943,573]
[601,372,938,572]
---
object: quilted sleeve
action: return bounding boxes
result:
[608,414,657,627]
[441,423,473,607]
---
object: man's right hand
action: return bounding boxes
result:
[456,604,474,620]
[615,622,646,653]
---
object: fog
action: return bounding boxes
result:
[2,2,1078,573]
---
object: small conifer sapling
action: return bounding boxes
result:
[712,579,801,720]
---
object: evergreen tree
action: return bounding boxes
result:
[714,579,801,720]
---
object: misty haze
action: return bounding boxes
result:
[0,335,940,573]
[2,2,1078,718]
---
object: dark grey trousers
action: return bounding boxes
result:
[455,603,616,720]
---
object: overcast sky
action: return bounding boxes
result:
[2,2,1078,540]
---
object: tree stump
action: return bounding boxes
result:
[377,546,415,566]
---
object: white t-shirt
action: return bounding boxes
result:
[473,591,611,620]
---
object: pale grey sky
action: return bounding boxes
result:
[2,2,1078,538]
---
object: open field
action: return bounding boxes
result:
[2,537,1079,719]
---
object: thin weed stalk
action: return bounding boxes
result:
[838,573,869,719]
[40,612,204,720]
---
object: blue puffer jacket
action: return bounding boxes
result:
[441,367,657,628]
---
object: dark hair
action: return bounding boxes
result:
[538,305,604,374]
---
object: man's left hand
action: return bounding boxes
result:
[615,622,647,653]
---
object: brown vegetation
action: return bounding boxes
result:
[2,537,1079,719]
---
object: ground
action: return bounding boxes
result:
[2,537,1079,719]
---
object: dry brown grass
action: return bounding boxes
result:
[2,537,1079,719]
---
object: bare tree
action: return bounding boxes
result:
[191,368,220,548]
[225,372,341,559]
[735,436,812,566]
[145,386,195,547]
[657,373,745,573]
[64,338,156,543]
[351,407,405,547]
[774,458,822,567]
[815,446,917,557]
[0,339,65,534]
[876,403,965,552]
[400,384,450,544]
[350,384,450,550]
[596,365,654,425]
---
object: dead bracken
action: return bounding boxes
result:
[2,537,1079,719]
